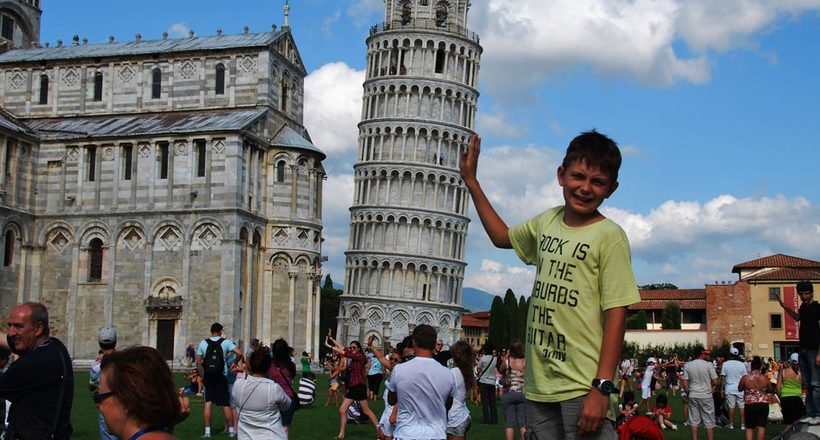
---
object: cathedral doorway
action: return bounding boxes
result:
[156,319,176,360]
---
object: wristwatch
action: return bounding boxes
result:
[591,378,618,395]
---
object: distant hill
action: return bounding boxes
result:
[328,279,497,314]
[462,287,497,313]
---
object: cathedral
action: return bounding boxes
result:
[0,0,326,362]
[337,0,481,346]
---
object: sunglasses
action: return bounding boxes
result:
[93,391,115,406]
[389,356,401,363]
[402,354,416,362]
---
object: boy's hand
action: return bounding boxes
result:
[459,135,481,184]
[578,390,609,436]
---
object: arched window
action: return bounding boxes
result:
[88,238,103,281]
[151,68,161,99]
[38,74,48,104]
[3,230,14,267]
[436,2,449,26]
[93,71,103,101]
[276,160,286,182]
[401,0,412,25]
[215,64,225,95]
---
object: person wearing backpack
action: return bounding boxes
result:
[196,323,243,438]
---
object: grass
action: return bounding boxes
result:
[68,373,788,439]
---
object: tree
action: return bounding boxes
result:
[503,289,518,347]
[517,295,528,343]
[488,295,507,349]
[626,310,647,330]
[319,274,342,357]
[661,301,682,330]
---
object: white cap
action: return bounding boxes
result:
[730,347,739,355]
[790,352,799,363]
[647,357,656,364]
[98,326,117,344]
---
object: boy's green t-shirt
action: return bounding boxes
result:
[509,206,640,402]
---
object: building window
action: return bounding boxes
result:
[280,82,289,113]
[151,68,161,99]
[434,48,445,73]
[38,74,48,104]
[435,2,448,26]
[195,140,206,177]
[158,142,169,179]
[3,141,12,176]
[93,72,103,101]
[122,144,133,180]
[276,160,286,182]
[88,238,103,281]
[401,1,412,25]
[770,313,783,330]
[215,64,225,95]
[769,287,781,301]
[1,15,13,41]
[87,147,96,181]
[3,230,14,267]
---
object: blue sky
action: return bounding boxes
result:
[41,1,820,297]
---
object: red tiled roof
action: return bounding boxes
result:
[733,254,820,272]
[464,311,490,319]
[462,315,490,328]
[743,268,820,281]
[629,299,706,310]
[638,289,705,300]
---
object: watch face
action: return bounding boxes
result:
[600,381,614,393]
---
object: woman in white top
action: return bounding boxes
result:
[231,346,291,440]
[447,341,475,440]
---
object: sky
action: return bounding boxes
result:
[40,0,820,298]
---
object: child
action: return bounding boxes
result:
[651,394,677,431]
[460,132,641,438]
[618,391,638,426]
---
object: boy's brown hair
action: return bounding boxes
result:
[562,130,622,182]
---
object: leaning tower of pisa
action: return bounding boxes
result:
[337,0,482,346]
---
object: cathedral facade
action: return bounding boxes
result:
[0,0,326,362]
[338,0,481,345]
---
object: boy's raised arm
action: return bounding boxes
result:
[460,135,512,249]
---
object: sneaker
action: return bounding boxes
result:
[683,422,689,426]
[672,424,678,431]
[227,433,236,438]
[740,424,745,429]
[800,416,813,423]
[727,425,734,429]
[810,417,820,425]
[202,435,211,438]
[661,425,666,430]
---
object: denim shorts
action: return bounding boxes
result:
[446,416,471,437]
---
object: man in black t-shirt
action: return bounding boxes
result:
[777,281,820,423]
[0,302,74,439]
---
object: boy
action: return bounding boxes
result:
[460,132,640,439]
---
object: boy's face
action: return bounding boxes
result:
[557,159,618,224]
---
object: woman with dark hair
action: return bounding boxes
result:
[96,346,183,439]
[739,356,774,440]
[327,334,379,439]
[267,338,298,436]
[447,340,475,440]
[476,342,498,425]
[498,340,526,440]
[232,346,291,439]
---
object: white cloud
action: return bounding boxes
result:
[319,173,356,279]
[465,259,536,297]
[321,10,342,38]
[303,62,365,163]
[477,112,527,138]
[469,0,820,94]
[167,23,190,38]
[346,0,385,28]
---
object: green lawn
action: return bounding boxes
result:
[68,373,788,439]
